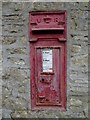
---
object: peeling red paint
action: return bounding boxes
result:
[29,11,67,110]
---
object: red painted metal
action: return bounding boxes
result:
[29,11,67,110]
[29,11,67,41]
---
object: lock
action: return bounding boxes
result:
[40,75,52,84]
[42,78,44,82]
[29,11,67,110]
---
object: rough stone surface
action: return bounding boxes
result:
[2,2,89,119]
[0,2,2,120]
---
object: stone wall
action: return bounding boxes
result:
[0,2,2,119]
[2,2,89,119]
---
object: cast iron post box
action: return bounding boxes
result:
[29,11,67,110]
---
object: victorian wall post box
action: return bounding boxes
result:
[29,11,67,110]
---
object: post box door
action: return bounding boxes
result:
[36,47,61,105]
[30,39,66,110]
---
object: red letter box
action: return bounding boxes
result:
[29,11,67,110]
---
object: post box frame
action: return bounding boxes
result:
[29,11,67,111]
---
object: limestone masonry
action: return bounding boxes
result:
[2,2,89,118]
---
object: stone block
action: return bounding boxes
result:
[19,36,27,44]
[11,110,29,118]
[2,109,11,118]
[70,106,83,113]
[2,37,16,45]
[0,109,2,119]
[7,57,25,65]
[70,98,82,106]
[6,48,27,54]
[71,55,88,67]
[33,2,65,11]
[71,45,81,53]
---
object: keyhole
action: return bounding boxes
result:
[42,78,44,82]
